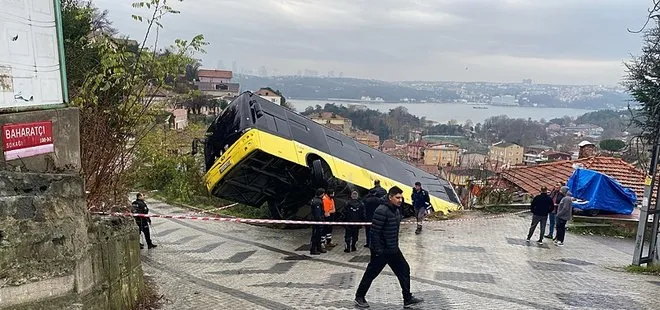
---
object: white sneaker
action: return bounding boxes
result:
[557,242,564,246]
[526,239,530,243]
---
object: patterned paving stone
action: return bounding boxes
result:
[557,258,595,266]
[505,237,549,248]
[556,293,640,309]
[528,261,586,273]
[435,271,496,284]
[155,228,181,237]
[444,245,486,253]
[348,255,371,263]
[209,262,296,275]
[187,242,225,254]
[138,198,660,310]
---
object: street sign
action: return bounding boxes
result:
[2,121,54,160]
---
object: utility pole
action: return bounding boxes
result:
[633,137,660,266]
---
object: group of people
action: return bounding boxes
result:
[526,182,574,246]
[308,180,430,308]
[309,180,433,255]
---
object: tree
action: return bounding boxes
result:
[599,139,626,152]
[625,18,660,145]
[64,0,208,207]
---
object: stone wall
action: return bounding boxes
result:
[0,171,144,309]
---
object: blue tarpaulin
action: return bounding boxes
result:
[566,168,637,215]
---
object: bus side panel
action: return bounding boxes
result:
[255,130,301,165]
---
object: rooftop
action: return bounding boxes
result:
[198,69,233,79]
[381,139,397,149]
[311,112,345,120]
[499,156,647,199]
[196,82,240,92]
[492,141,520,148]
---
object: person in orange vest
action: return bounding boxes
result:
[322,188,337,248]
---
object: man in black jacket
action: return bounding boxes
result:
[526,186,554,245]
[132,193,157,249]
[411,181,431,235]
[362,188,383,248]
[341,190,365,252]
[310,188,327,255]
[354,186,424,309]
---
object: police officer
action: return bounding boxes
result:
[132,193,157,249]
[309,188,326,255]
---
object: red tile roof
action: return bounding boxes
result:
[198,69,233,79]
[416,164,440,176]
[381,139,397,149]
[499,156,652,200]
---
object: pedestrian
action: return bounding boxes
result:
[342,190,365,252]
[411,181,431,235]
[132,193,157,249]
[309,188,327,255]
[322,188,337,248]
[555,186,573,246]
[362,188,383,248]
[526,186,554,245]
[354,186,424,309]
[546,182,565,240]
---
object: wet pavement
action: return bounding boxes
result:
[139,199,659,309]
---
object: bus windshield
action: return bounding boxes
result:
[204,102,248,170]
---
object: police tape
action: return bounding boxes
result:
[90,209,531,226]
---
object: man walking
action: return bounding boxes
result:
[411,181,431,235]
[526,186,554,245]
[354,186,424,309]
[309,188,327,255]
[555,186,573,246]
[132,193,157,249]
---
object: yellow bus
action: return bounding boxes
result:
[198,91,462,219]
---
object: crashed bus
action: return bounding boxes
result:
[197,91,462,220]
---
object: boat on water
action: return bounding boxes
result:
[472,106,489,109]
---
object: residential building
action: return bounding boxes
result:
[407,139,429,162]
[384,147,408,161]
[408,128,423,142]
[381,139,397,152]
[310,112,352,135]
[256,87,283,105]
[351,130,380,149]
[415,164,440,177]
[488,141,524,168]
[166,108,188,130]
[564,124,604,138]
[196,82,240,100]
[444,167,496,187]
[423,143,460,167]
[523,152,549,165]
[198,69,233,83]
[544,151,572,161]
[525,144,553,154]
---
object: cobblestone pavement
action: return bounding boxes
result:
[139,199,659,309]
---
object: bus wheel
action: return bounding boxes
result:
[311,159,328,186]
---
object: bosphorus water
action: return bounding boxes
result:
[289,99,596,124]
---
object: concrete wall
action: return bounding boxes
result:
[0,107,145,309]
[0,108,81,173]
[0,171,144,310]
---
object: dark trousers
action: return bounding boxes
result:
[356,249,412,301]
[138,223,153,246]
[324,213,334,243]
[364,226,371,246]
[344,226,359,246]
[556,218,568,242]
[310,225,323,252]
[527,214,547,241]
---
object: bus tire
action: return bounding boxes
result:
[311,159,326,186]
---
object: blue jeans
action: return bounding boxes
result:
[548,213,556,237]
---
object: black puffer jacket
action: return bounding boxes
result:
[369,202,402,255]
[310,197,324,221]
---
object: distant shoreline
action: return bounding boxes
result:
[288,97,607,110]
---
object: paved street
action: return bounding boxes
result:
[139,199,659,309]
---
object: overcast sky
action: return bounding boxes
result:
[93,0,652,85]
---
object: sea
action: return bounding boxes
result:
[288,99,596,125]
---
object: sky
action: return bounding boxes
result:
[92,0,653,85]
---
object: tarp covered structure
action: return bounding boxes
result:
[566,168,637,215]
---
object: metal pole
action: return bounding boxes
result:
[633,140,659,265]
[649,168,660,265]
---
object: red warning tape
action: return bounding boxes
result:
[90,209,530,226]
